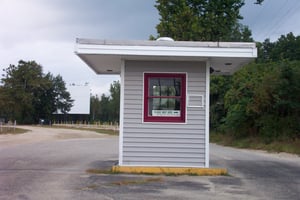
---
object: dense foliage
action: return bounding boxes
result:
[153,0,253,42]
[90,81,120,123]
[222,61,300,141]
[212,33,300,141]
[0,60,73,124]
[257,32,300,62]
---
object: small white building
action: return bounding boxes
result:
[75,38,257,168]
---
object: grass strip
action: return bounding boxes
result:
[210,132,300,155]
[45,125,119,136]
[0,127,29,135]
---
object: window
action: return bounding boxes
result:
[144,73,186,123]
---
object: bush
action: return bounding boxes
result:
[220,61,300,141]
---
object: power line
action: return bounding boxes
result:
[246,0,276,29]
[253,0,289,40]
[261,0,300,40]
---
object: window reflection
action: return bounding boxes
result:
[148,77,182,117]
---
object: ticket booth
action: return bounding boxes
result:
[75,38,257,168]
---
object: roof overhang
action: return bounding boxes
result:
[75,39,257,75]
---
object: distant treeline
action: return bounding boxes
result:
[89,81,120,124]
[0,61,73,124]
[210,33,300,142]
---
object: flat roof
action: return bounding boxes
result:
[75,38,257,75]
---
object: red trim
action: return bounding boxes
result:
[144,73,186,123]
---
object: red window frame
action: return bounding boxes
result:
[144,73,186,123]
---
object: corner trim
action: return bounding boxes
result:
[205,61,210,168]
[119,60,125,165]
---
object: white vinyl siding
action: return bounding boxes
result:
[122,60,207,167]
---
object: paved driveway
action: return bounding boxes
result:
[0,126,299,200]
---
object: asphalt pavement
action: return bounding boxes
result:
[0,127,299,200]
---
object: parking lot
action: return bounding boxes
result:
[0,126,299,200]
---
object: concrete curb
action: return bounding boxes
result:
[112,166,227,176]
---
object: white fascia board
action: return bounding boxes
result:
[75,44,257,59]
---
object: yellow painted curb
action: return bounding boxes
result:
[111,166,227,176]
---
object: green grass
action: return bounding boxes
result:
[210,132,300,155]
[0,127,29,135]
[90,128,119,136]
[47,125,119,136]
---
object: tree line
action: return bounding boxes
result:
[211,33,300,142]
[90,81,120,124]
[0,60,73,124]
[0,60,120,125]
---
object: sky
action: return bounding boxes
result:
[1,0,300,95]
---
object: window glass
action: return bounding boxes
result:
[144,73,186,122]
[149,78,181,97]
[148,98,181,116]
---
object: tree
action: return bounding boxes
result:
[255,0,264,4]
[223,61,300,141]
[153,0,254,42]
[210,75,232,129]
[90,95,101,121]
[89,81,120,123]
[109,81,120,123]
[0,86,8,119]
[51,75,73,114]
[0,60,73,124]
[257,33,300,63]
[99,94,110,122]
[1,60,45,123]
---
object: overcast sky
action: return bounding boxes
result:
[1,0,300,95]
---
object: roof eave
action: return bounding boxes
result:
[75,39,257,75]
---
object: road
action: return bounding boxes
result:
[0,126,299,200]
[210,143,300,200]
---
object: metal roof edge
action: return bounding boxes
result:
[76,38,256,49]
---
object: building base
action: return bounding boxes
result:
[112,166,227,176]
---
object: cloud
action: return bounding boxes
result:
[2,0,300,97]
[0,0,158,94]
[0,0,158,47]
[0,38,119,95]
[0,0,65,47]
[42,0,158,40]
